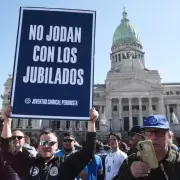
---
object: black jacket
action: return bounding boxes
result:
[1,132,96,180]
[0,151,18,180]
[113,147,180,180]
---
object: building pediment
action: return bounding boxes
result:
[108,78,162,91]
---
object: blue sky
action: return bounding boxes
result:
[0,0,180,105]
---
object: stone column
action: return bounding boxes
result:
[167,104,170,121]
[158,96,164,115]
[139,97,143,126]
[119,98,122,119]
[119,98,122,131]
[148,97,153,115]
[177,104,180,121]
[129,98,133,130]
[108,98,112,119]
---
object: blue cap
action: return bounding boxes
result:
[143,115,170,129]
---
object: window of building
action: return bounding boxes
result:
[170,107,174,113]
[123,106,129,111]
[152,105,156,111]
[66,121,70,129]
[142,105,146,111]
[123,117,129,131]
[133,117,138,126]
[176,91,180,95]
[102,106,104,113]
[166,92,169,95]
[170,92,173,95]
[75,121,80,129]
[85,121,88,129]
[95,93,100,98]
[57,121,61,129]
[113,105,117,111]
[132,105,139,110]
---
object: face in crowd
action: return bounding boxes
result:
[129,134,144,149]
[38,132,58,159]
[143,128,170,153]
[108,133,121,150]
[12,130,25,150]
[63,135,75,151]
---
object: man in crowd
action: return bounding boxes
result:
[113,115,180,180]
[127,125,145,155]
[176,136,180,152]
[0,151,18,180]
[86,154,103,180]
[55,132,88,180]
[105,132,127,180]
[95,140,108,180]
[23,135,38,157]
[1,106,98,180]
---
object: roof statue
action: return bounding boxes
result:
[171,112,179,123]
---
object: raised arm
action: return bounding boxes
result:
[1,106,12,138]
[60,108,98,179]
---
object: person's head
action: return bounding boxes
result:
[38,130,58,159]
[143,115,171,156]
[30,137,38,149]
[120,142,129,153]
[12,130,25,150]
[176,136,180,146]
[169,130,174,144]
[24,135,31,145]
[62,132,75,151]
[96,140,104,152]
[108,132,121,151]
[128,125,145,148]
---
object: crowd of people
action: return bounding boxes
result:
[0,106,180,180]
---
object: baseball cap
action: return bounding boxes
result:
[128,125,143,136]
[143,115,170,129]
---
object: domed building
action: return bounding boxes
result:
[1,8,180,140]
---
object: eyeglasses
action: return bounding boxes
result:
[39,140,57,147]
[12,136,24,140]
[63,139,74,143]
[144,131,167,137]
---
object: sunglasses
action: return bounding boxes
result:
[63,139,74,143]
[39,140,57,147]
[12,136,24,140]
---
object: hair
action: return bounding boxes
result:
[96,140,104,150]
[109,132,122,141]
[63,131,75,139]
[12,130,25,137]
[39,130,58,142]
[30,137,38,149]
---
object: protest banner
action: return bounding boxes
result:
[11,7,96,120]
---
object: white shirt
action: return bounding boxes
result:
[105,150,127,180]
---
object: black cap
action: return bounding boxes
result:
[128,125,144,136]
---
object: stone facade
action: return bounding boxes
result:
[1,9,180,140]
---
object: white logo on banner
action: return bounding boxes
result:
[25,98,31,104]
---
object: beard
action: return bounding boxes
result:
[64,147,73,154]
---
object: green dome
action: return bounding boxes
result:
[112,8,141,46]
